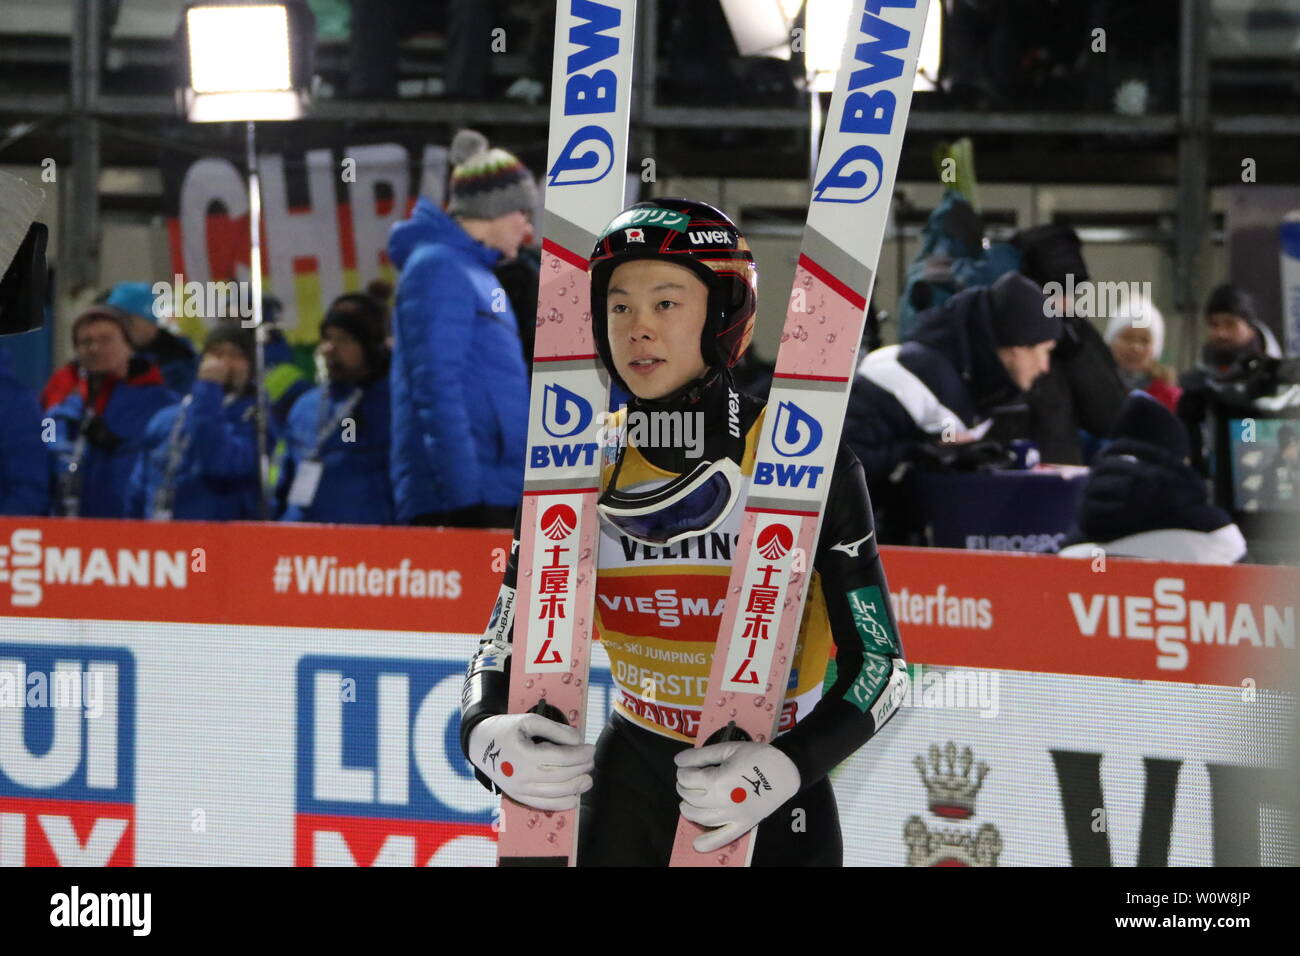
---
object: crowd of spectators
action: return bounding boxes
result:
[1,144,1292,567]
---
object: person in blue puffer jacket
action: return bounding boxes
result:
[277,293,394,524]
[0,344,49,515]
[46,306,178,518]
[388,128,534,528]
[126,325,263,521]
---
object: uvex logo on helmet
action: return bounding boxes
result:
[812,4,916,205]
[546,1,624,188]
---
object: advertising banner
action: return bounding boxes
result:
[0,519,1294,866]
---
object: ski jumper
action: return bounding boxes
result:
[461,374,908,865]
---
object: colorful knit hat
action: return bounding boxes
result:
[446,129,537,220]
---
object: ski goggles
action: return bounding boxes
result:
[597,457,743,548]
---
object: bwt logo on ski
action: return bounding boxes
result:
[532,383,599,469]
[813,1,919,205]
[1067,577,1295,671]
[546,0,624,187]
[295,655,616,866]
[756,401,826,489]
[0,644,135,866]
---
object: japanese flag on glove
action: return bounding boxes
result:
[675,741,801,852]
[468,713,595,811]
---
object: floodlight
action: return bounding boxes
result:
[178,2,315,122]
[719,0,805,60]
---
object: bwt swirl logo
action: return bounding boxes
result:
[548,128,615,187]
[541,504,578,540]
[814,144,885,205]
[756,523,794,560]
[771,401,823,458]
[541,384,593,439]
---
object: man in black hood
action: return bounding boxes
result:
[845,271,1061,540]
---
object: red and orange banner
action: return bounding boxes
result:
[0,518,1294,688]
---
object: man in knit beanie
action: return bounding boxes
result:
[387,129,534,528]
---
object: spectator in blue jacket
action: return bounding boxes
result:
[0,344,49,515]
[278,293,394,524]
[896,190,1022,339]
[126,326,262,521]
[106,281,198,395]
[46,307,178,518]
[388,128,533,528]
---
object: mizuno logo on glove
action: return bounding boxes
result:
[742,766,772,795]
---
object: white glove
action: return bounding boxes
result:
[468,713,595,812]
[674,740,801,853]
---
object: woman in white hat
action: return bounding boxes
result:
[1104,295,1181,412]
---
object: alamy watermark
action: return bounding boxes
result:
[597,409,705,459]
[151,274,255,324]
[1043,274,1153,323]
[900,662,1000,718]
[0,666,106,719]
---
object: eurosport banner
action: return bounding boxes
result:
[0,518,1294,866]
[160,142,545,345]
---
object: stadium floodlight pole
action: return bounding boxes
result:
[178,1,315,519]
[245,120,268,517]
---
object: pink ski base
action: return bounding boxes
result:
[670,264,863,867]
[535,244,598,358]
[669,509,821,867]
[498,246,602,865]
[772,259,867,379]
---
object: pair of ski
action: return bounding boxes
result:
[500,0,929,866]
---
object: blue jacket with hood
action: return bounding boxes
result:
[125,380,262,521]
[0,346,50,515]
[387,198,529,522]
